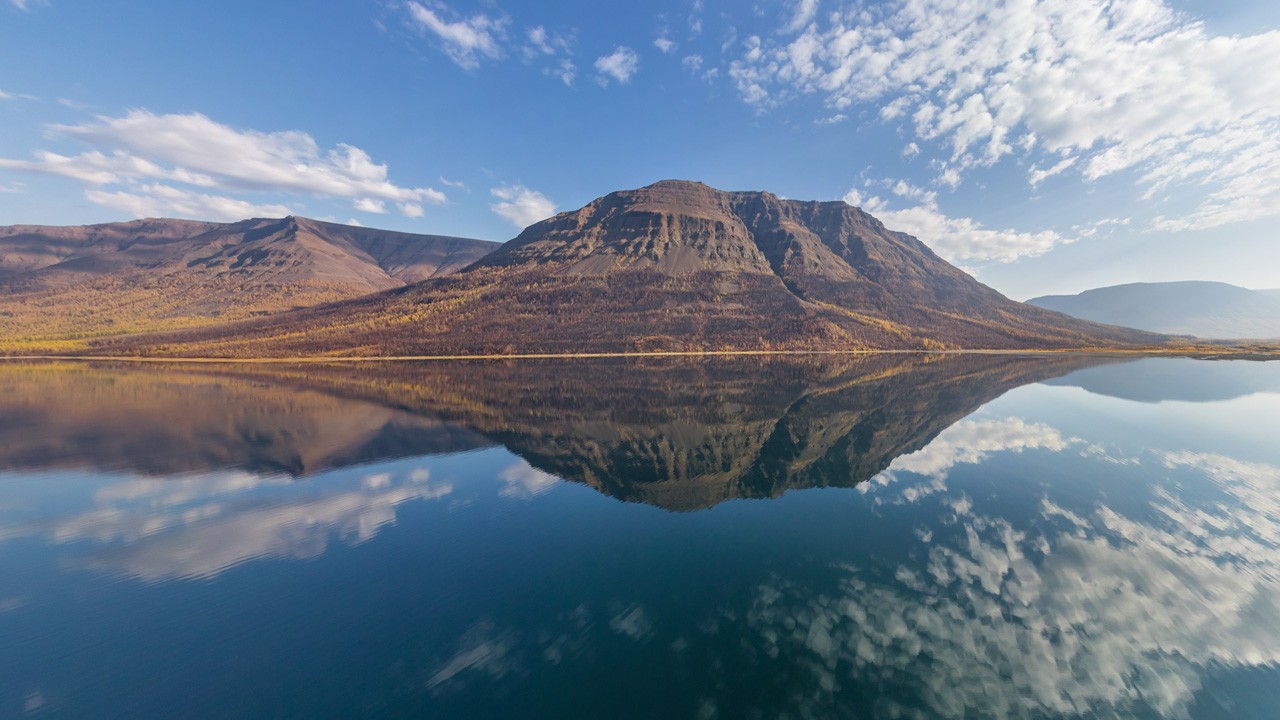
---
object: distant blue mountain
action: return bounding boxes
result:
[1028,281,1280,339]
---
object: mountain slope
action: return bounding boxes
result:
[1028,281,1280,339]
[0,216,498,350]
[92,180,1164,357]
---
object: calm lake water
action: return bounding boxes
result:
[1,355,1279,719]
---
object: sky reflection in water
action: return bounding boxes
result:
[0,356,1277,719]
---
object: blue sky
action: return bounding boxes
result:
[2,0,1278,299]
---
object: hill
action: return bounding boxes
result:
[0,216,498,351]
[91,180,1163,357]
[1027,281,1280,339]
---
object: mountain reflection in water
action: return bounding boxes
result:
[0,354,1107,510]
[1,355,1278,719]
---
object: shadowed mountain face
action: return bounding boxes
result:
[1029,281,1280,339]
[0,216,497,351]
[0,354,1113,510]
[93,181,1161,357]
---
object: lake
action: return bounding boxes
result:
[1,354,1278,719]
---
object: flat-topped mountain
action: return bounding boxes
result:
[1029,281,1280,339]
[93,180,1162,357]
[0,216,497,351]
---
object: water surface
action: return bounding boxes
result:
[1,355,1278,718]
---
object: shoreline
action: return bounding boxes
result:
[1,347,1275,364]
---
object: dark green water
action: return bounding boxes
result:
[1,355,1278,719]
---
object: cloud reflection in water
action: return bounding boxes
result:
[3,467,453,581]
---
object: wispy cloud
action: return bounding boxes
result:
[404,0,507,69]
[594,46,639,86]
[522,25,576,86]
[782,0,819,33]
[0,110,445,219]
[0,87,37,101]
[731,0,1280,231]
[84,185,294,222]
[844,183,1071,264]
[490,184,556,228]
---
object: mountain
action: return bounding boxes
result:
[91,180,1162,357]
[0,216,498,351]
[1028,281,1280,339]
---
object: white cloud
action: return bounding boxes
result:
[84,185,293,222]
[843,185,1071,264]
[490,184,556,228]
[0,111,445,219]
[595,46,639,85]
[438,175,466,189]
[731,0,1280,231]
[353,198,387,214]
[0,149,214,186]
[1074,216,1132,239]
[523,25,576,85]
[1029,156,1078,187]
[681,54,703,73]
[783,0,819,33]
[0,87,37,101]
[901,142,920,159]
[653,37,677,54]
[405,1,506,70]
[524,26,564,56]
[545,58,576,86]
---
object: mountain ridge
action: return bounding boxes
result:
[87,179,1167,357]
[1028,281,1280,339]
[0,215,498,350]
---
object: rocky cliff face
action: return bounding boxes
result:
[88,180,1164,357]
